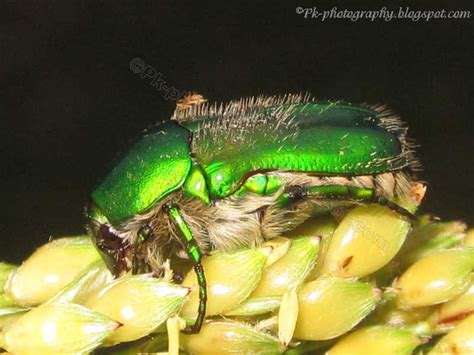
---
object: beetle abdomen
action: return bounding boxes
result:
[170,170,415,256]
[174,95,418,199]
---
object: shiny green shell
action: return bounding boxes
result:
[186,102,411,199]
[91,121,191,223]
[91,100,412,223]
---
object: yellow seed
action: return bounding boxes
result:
[47,259,112,305]
[166,316,185,355]
[262,237,291,267]
[327,326,424,355]
[464,228,474,247]
[1,303,119,355]
[4,236,101,306]
[180,321,286,355]
[293,277,381,340]
[0,306,29,318]
[278,289,298,346]
[284,215,337,239]
[396,248,474,309]
[429,313,474,354]
[251,236,320,298]
[427,278,474,329]
[85,275,189,345]
[0,314,25,333]
[0,263,17,293]
[322,204,410,278]
[97,333,169,354]
[0,306,29,330]
[180,247,268,319]
[225,296,280,316]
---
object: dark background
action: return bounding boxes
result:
[1,1,473,263]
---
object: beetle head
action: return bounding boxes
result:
[86,203,128,277]
[86,201,167,277]
[87,122,193,275]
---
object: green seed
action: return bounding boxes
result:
[365,296,433,327]
[180,321,286,355]
[397,220,466,269]
[251,236,320,298]
[0,263,18,319]
[4,236,101,306]
[370,261,401,288]
[283,215,337,280]
[327,326,424,355]
[293,277,381,340]
[85,275,189,345]
[415,214,439,227]
[427,277,474,330]
[396,248,474,309]
[322,204,410,278]
[225,296,281,317]
[180,247,269,319]
[429,313,474,354]
[1,303,119,354]
[0,293,16,309]
[255,315,278,333]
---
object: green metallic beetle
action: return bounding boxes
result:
[87,94,420,333]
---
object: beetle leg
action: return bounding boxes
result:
[163,202,207,334]
[277,184,415,221]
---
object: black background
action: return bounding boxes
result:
[1,1,473,263]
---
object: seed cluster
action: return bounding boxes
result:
[0,205,473,354]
